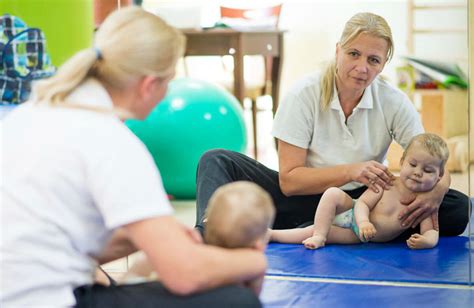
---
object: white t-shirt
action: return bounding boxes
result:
[1,79,173,307]
[272,71,424,190]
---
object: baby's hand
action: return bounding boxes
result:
[358,221,377,242]
[406,233,430,249]
[302,234,326,250]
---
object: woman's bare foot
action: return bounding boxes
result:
[302,234,326,249]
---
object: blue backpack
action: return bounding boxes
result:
[0,14,55,104]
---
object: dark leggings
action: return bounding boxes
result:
[196,149,470,239]
[74,282,261,308]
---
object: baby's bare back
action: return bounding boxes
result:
[368,186,412,242]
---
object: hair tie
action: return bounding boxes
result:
[94,47,103,60]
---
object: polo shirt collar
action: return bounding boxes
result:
[330,83,374,110]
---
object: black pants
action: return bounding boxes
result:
[74,282,261,308]
[196,149,470,239]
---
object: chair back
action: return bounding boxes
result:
[219,4,282,30]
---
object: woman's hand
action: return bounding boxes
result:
[398,193,441,230]
[351,161,394,192]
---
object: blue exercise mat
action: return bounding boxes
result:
[260,278,474,308]
[265,236,472,285]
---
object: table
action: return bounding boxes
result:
[182,28,285,158]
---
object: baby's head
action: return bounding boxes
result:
[399,133,449,192]
[204,181,275,251]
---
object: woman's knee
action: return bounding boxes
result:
[199,149,234,166]
[197,149,233,173]
[440,189,471,236]
[200,149,228,163]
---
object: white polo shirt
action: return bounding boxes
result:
[1,79,173,307]
[272,71,423,190]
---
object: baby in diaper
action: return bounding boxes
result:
[270,133,448,250]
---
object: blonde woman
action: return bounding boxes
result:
[1,7,263,307]
[196,12,468,240]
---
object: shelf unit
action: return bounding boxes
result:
[407,0,467,54]
[387,1,469,172]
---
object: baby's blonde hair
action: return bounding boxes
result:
[204,181,275,249]
[320,12,394,110]
[34,7,185,106]
[401,133,450,171]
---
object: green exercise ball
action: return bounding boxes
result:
[0,0,94,67]
[126,78,247,200]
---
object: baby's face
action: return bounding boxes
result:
[400,144,442,192]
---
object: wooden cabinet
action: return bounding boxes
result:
[418,90,468,139]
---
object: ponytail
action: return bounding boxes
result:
[319,60,336,110]
[35,48,99,105]
[33,7,185,109]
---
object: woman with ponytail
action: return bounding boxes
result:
[195,12,469,242]
[2,7,263,307]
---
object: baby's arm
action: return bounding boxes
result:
[354,187,383,242]
[406,216,439,249]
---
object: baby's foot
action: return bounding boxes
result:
[302,235,326,249]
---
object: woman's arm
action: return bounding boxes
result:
[278,140,394,196]
[95,228,137,265]
[124,216,266,296]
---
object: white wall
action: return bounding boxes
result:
[277,0,409,95]
[143,0,468,98]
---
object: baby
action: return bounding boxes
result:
[204,181,275,250]
[271,133,448,250]
[123,181,275,288]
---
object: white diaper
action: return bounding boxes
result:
[333,208,354,228]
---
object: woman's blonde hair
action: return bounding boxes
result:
[319,12,394,110]
[34,7,185,107]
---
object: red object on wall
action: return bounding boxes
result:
[93,0,133,28]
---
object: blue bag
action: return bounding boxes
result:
[0,14,55,104]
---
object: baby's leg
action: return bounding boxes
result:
[270,225,314,243]
[326,225,360,244]
[303,225,360,249]
[304,188,354,249]
[302,234,327,249]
